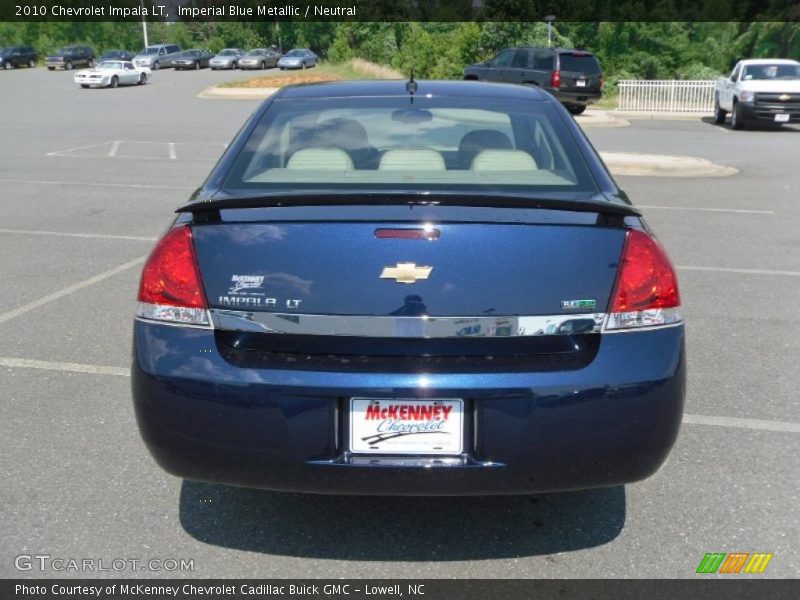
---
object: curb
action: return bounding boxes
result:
[600,151,738,177]
[198,86,279,100]
[578,110,630,128]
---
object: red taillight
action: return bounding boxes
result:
[606,229,682,330]
[138,226,206,309]
[550,69,561,88]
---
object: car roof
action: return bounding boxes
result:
[277,79,548,101]
[739,58,800,66]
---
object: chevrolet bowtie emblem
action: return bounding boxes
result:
[779,94,791,101]
[380,263,433,284]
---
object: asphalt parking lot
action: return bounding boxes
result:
[1,66,798,579]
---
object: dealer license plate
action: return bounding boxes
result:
[349,398,464,455]
[774,113,790,123]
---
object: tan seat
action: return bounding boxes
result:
[379,149,446,171]
[471,149,538,171]
[287,148,354,171]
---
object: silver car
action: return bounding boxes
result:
[277,48,318,70]
[209,48,245,70]
[132,44,182,70]
[238,48,282,70]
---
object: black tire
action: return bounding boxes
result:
[567,105,587,115]
[731,101,745,130]
[80,84,89,89]
[195,61,200,70]
[28,59,36,68]
[65,61,73,70]
[713,97,727,124]
[47,66,54,71]
[302,61,307,69]
[153,61,160,70]
[260,61,266,70]
[232,62,238,69]
[3,62,11,70]
[138,73,147,85]
[88,59,94,67]
[110,75,118,88]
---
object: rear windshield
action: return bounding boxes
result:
[558,53,601,74]
[223,95,597,195]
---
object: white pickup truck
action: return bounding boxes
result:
[714,59,800,129]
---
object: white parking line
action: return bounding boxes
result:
[0,178,193,190]
[683,413,800,434]
[168,142,177,160]
[0,357,129,377]
[638,205,774,215]
[108,140,121,157]
[0,255,146,326]
[677,265,800,277]
[46,141,114,156]
[0,228,156,242]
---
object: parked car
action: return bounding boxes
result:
[74,60,150,88]
[45,45,95,70]
[132,80,685,496]
[464,47,604,115]
[0,45,38,69]
[98,50,136,62]
[172,49,215,70]
[238,48,281,70]
[209,48,245,70]
[132,44,182,70]
[277,48,318,70]
[714,59,800,129]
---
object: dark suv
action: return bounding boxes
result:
[464,47,604,114]
[0,45,38,69]
[45,45,95,70]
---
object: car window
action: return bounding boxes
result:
[490,49,515,68]
[730,64,741,81]
[511,50,530,68]
[558,53,601,74]
[225,96,595,195]
[743,64,800,80]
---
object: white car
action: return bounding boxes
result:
[74,60,150,89]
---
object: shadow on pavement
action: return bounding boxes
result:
[179,481,625,561]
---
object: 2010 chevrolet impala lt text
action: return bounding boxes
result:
[131,79,685,495]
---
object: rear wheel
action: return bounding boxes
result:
[713,97,727,124]
[232,61,238,69]
[28,59,36,68]
[260,61,266,69]
[65,61,73,70]
[195,61,200,70]
[47,66,54,71]
[731,101,745,130]
[3,62,11,70]
[153,61,160,70]
[302,61,307,69]
[110,75,118,89]
[138,73,147,85]
[80,84,89,89]
[88,59,95,67]
[567,105,587,115]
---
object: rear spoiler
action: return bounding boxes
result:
[176,192,641,218]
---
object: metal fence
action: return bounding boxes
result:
[617,80,717,113]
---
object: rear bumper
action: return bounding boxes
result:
[549,88,603,106]
[132,320,685,495]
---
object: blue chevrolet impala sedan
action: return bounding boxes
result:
[132,80,684,495]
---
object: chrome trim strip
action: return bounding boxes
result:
[209,309,606,338]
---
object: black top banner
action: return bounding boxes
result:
[3,0,800,22]
[3,579,800,600]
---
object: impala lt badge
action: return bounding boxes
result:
[380,263,433,284]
